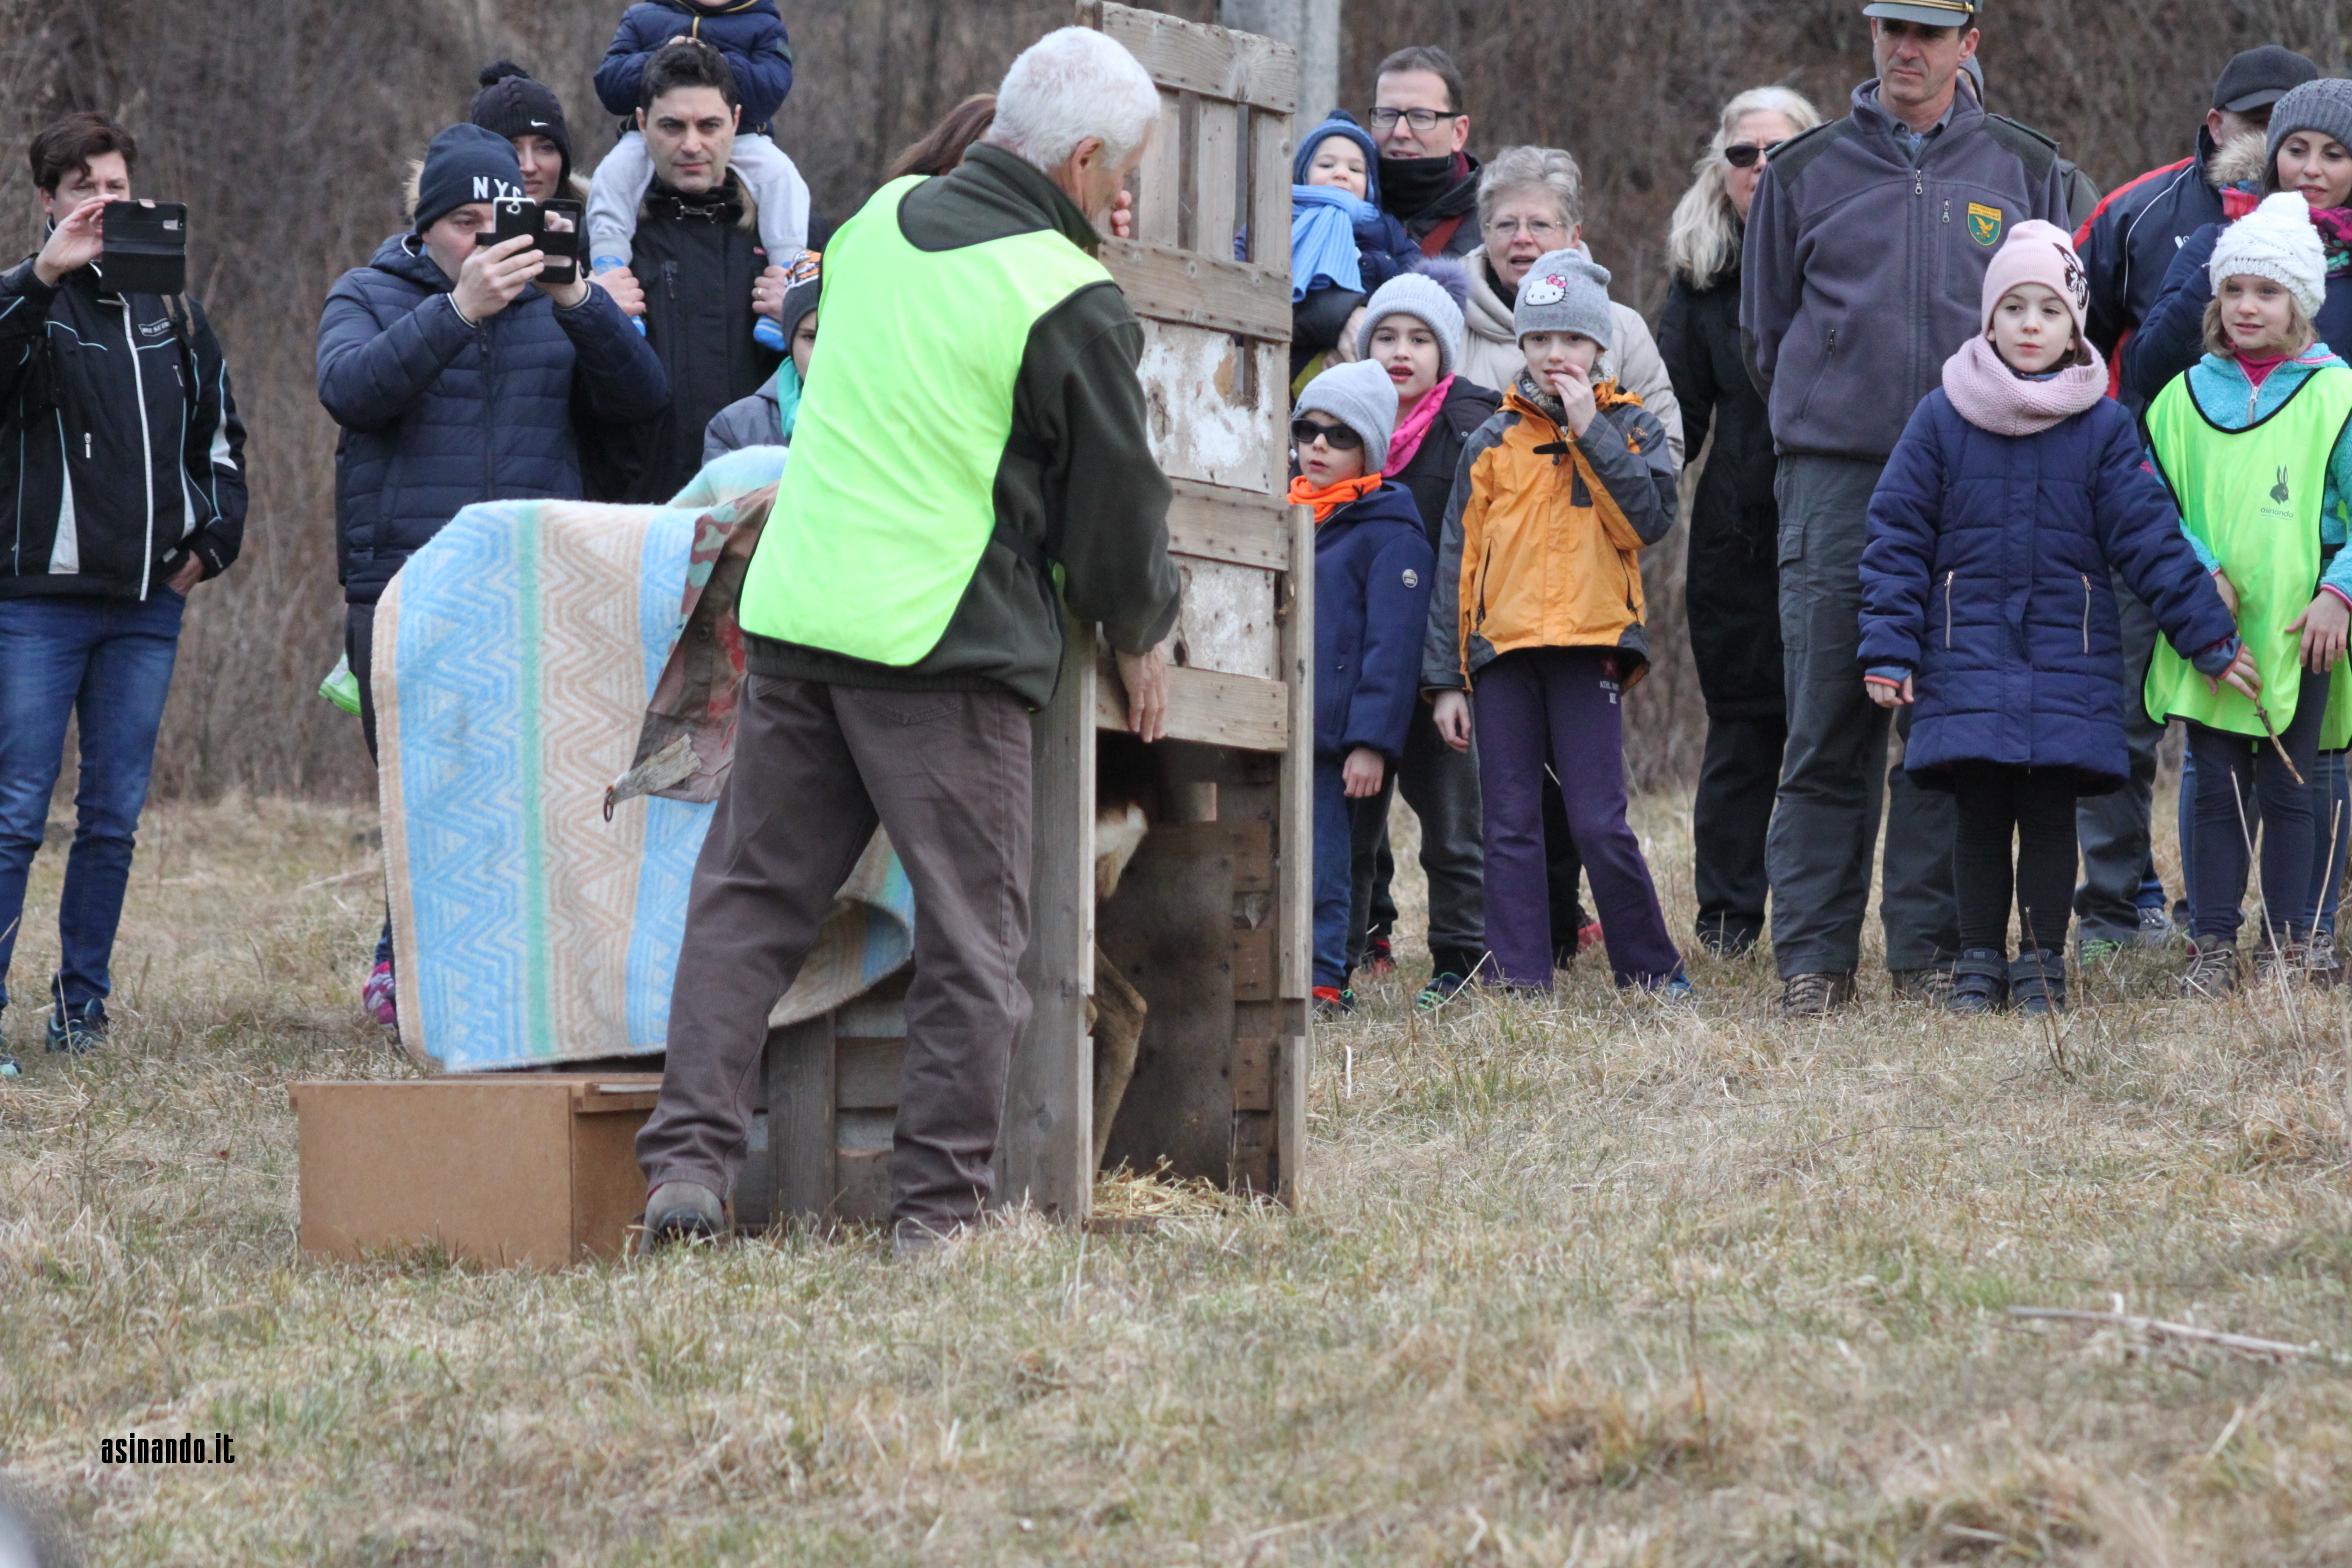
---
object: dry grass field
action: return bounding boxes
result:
[3,793,2351,1565]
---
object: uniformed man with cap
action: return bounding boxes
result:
[1740,0,2076,1016]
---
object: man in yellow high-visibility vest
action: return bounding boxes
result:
[637,26,1182,1256]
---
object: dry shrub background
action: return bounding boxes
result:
[2,0,2345,797]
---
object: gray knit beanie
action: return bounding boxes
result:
[1512,249,1614,351]
[1356,272,1464,379]
[1295,359,1401,473]
[2266,78,2352,178]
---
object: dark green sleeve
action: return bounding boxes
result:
[1016,282,1182,654]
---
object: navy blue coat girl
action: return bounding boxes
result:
[1313,481,1434,762]
[1859,390,2238,791]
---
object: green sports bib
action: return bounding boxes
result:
[2144,366,2352,742]
[737,177,1112,665]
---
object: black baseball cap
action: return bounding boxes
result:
[2213,45,2318,114]
[1863,0,1977,26]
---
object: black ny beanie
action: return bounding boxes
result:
[469,62,573,190]
[414,123,526,230]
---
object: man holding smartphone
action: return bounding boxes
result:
[316,124,668,1027]
[0,112,248,1072]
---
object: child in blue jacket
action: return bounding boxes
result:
[1290,360,1435,1014]
[1860,222,2253,1016]
[587,1,810,297]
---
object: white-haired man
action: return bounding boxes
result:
[636,27,1184,1255]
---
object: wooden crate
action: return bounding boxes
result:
[291,1075,663,1268]
[749,2,1309,1230]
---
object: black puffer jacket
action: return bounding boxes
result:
[1661,268,1782,721]
[317,232,669,603]
[602,175,783,502]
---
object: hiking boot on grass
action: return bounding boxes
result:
[1416,971,1473,1010]
[2009,950,2066,1016]
[638,1181,725,1253]
[1890,965,1956,1005]
[45,999,106,1055]
[1416,946,1483,1010]
[1311,986,1355,1019]
[0,1007,16,1080]
[1360,936,1397,977]
[2254,938,2317,990]
[1944,950,2007,1015]
[2138,905,2177,947]
[1695,918,1761,959]
[2181,942,2239,999]
[891,1219,968,1262]
[2304,941,2347,989]
[2076,932,2127,965]
[1778,971,1856,1018]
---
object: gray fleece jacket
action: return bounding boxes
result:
[1740,80,2073,463]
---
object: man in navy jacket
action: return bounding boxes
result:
[1740,0,2074,1016]
[0,112,247,1067]
[317,124,668,1023]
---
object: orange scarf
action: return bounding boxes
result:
[1287,472,1384,523]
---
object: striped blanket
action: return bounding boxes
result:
[374,456,914,1073]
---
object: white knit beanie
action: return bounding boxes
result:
[2208,191,2328,320]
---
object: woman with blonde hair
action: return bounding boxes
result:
[1658,84,1820,958]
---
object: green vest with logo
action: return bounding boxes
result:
[736,176,1113,663]
[2144,366,2352,744]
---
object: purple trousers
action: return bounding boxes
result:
[1473,648,1681,988]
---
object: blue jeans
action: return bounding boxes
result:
[0,593,185,1014]
[1312,755,1359,990]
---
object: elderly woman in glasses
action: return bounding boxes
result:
[1659,86,1823,959]
[1458,147,1683,464]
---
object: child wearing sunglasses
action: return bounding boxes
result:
[1290,359,1436,1015]
[1422,251,1689,998]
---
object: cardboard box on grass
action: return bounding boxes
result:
[291,1075,661,1269]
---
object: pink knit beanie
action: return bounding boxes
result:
[1979,220,2092,351]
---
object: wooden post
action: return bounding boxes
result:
[995,609,1099,1221]
[1217,0,1340,120]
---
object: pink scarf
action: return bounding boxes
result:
[1939,334,2108,436]
[1387,375,1457,473]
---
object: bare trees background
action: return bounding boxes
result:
[4,0,2345,798]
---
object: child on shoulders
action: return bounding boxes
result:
[587,0,812,326]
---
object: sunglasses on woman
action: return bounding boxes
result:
[1291,417,1365,451]
[1722,140,1787,169]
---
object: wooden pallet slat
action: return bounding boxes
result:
[1095,655,1288,753]
[1080,0,1302,113]
[1166,478,1291,572]
[1108,241,1291,342]
[1246,106,1292,270]
[996,606,1099,1221]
